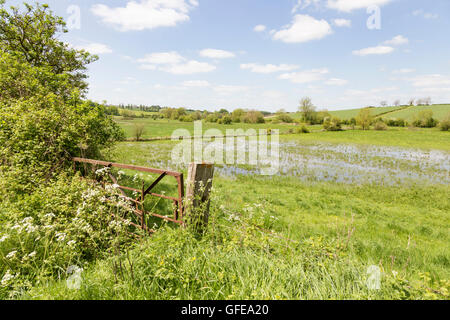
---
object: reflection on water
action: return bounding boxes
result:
[118,141,450,186]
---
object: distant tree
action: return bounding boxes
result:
[299,97,317,123]
[380,101,388,107]
[356,108,373,130]
[393,100,401,107]
[231,108,245,123]
[242,110,265,124]
[413,110,438,128]
[133,123,146,141]
[408,98,416,106]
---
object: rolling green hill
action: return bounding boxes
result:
[291,104,450,121]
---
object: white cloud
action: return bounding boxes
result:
[413,10,438,20]
[327,0,392,12]
[253,25,266,32]
[384,35,409,46]
[161,60,216,75]
[409,74,450,87]
[140,64,157,70]
[272,14,332,44]
[138,51,184,64]
[325,78,348,86]
[392,68,415,74]
[279,68,329,84]
[91,0,198,31]
[353,46,394,56]
[199,49,235,59]
[138,51,216,75]
[333,19,351,27]
[240,63,299,74]
[182,80,211,87]
[292,0,321,13]
[213,85,248,95]
[74,43,112,54]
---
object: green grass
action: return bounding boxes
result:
[289,104,450,121]
[382,104,450,121]
[23,174,450,300]
[283,127,450,151]
[22,130,450,300]
[114,116,298,139]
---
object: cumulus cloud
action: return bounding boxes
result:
[352,46,394,56]
[272,14,332,44]
[409,74,450,87]
[213,85,248,95]
[138,51,184,64]
[324,78,348,86]
[392,68,415,74]
[333,19,351,27]
[384,35,409,46]
[161,60,216,75]
[91,0,198,31]
[278,68,329,84]
[253,25,266,32]
[413,10,438,20]
[240,63,299,74]
[327,0,392,12]
[199,49,235,59]
[182,80,211,87]
[73,43,112,54]
[138,51,216,75]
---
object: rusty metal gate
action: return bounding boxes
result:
[72,157,184,233]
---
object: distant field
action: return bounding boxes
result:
[381,104,450,121]
[113,116,299,139]
[290,104,450,121]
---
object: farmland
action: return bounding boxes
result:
[20,120,450,300]
[1,0,450,302]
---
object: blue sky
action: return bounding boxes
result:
[8,0,450,111]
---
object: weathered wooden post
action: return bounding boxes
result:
[185,162,214,233]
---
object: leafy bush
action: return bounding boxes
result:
[439,113,450,131]
[276,114,294,123]
[374,121,388,131]
[323,117,342,131]
[0,174,134,298]
[295,125,310,134]
[386,118,406,127]
[412,110,438,128]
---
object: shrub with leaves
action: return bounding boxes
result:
[0,174,136,298]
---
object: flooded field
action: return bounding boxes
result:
[113,139,450,186]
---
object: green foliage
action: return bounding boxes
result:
[439,113,450,131]
[0,2,97,95]
[323,117,343,131]
[276,113,294,123]
[0,9,124,194]
[0,174,134,298]
[374,120,388,131]
[413,110,438,128]
[242,110,265,124]
[356,108,372,130]
[295,125,310,134]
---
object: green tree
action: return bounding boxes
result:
[299,97,317,124]
[0,2,123,194]
[0,1,97,96]
[356,108,372,130]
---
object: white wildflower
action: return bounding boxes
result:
[1,270,17,287]
[28,251,37,259]
[67,240,76,247]
[0,235,8,242]
[56,232,67,242]
[6,251,17,259]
